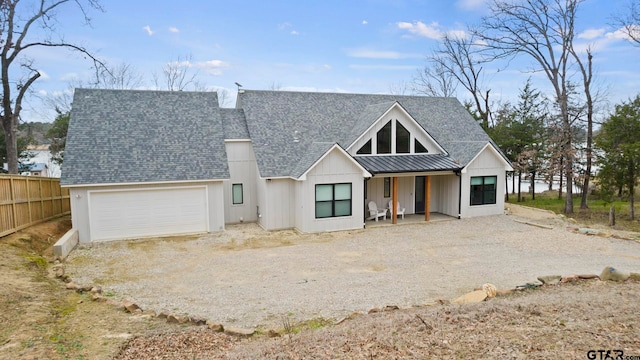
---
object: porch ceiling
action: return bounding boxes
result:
[354,154,463,175]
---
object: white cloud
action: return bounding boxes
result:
[307,64,332,72]
[346,48,421,59]
[37,70,50,80]
[362,20,368,25]
[606,26,638,40]
[278,22,299,35]
[193,60,230,76]
[578,28,605,40]
[397,21,443,40]
[169,27,180,33]
[143,25,154,36]
[291,30,299,35]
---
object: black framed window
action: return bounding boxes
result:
[356,139,372,154]
[470,176,497,205]
[396,121,410,153]
[415,139,428,153]
[315,183,352,218]
[232,183,243,204]
[384,177,390,198]
[376,120,391,154]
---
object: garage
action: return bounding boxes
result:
[88,186,209,241]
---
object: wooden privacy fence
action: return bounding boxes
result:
[0,175,71,237]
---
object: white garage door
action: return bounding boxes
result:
[89,186,208,241]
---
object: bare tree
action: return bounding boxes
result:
[153,54,201,91]
[613,0,640,46]
[97,62,145,90]
[388,80,412,95]
[475,0,582,214]
[412,60,457,97]
[427,33,492,129]
[1,0,105,174]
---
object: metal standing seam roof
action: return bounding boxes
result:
[61,89,229,186]
[354,154,462,174]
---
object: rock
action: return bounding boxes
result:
[54,267,65,278]
[453,290,488,304]
[90,286,102,294]
[537,275,562,285]
[91,294,107,302]
[368,308,380,314]
[579,228,600,235]
[166,314,180,324]
[630,272,640,281]
[482,283,497,298]
[143,310,157,317]
[122,300,141,313]
[77,299,83,304]
[224,327,255,337]
[65,282,79,290]
[191,317,207,326]
[382,305,399,311]
[206,322,224,332]
[133,309,143,315]
[561,274,579,283]
[495,289,514,296]
[577,274,599,279]
[157,311,169,319]
[600,266,630,281]
[267,329,280,338]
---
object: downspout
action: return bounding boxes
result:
[455,170,462,219]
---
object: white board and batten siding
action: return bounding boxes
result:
[296,147,365,233]
[429,174,459,217]
[70,181,224,243]
[259,178,295,230]
[224,141,258,224]
[460,145,510,218]
[366,176,414,214]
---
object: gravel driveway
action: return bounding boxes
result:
[65,210,640,329]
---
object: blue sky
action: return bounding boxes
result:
[19,0,640,122]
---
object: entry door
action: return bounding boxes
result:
[415,176,425,214]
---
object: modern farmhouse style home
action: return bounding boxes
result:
[61,88,512,243]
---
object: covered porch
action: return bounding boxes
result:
[355,154,463,225]
[364,212,456,228]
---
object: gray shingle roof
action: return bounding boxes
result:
[220,108,250,139]
[355,155,462,174]
[239,90,497,178]
[61,89,229,186]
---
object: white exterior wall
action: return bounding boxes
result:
[260,178,295,230]
[460,146,508,218]
[366,176,414,214]
[69,181,224,243]
[430,174,460,217]
[223,141,258,224]
[297,148,366,232]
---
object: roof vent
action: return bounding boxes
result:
[293,131,300,143]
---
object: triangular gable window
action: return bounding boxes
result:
[415,139,429,153]
[357,139,372,155]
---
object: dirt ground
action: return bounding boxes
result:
[1,207,640,359]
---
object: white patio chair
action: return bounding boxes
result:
[388,200,405,220]
[367,201,387,221]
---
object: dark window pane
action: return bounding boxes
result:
[334,200,352,216]
[470,176,497,206]
[377,121,391,154]
[315,202,333,218]
[396,121,410,153]
[415,139,428,153]
[357,139,372,155]
[232,184,243,204]
[315,183,353,218]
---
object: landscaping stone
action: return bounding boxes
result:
[166,314,180,324]
[561,274,579,283]
[382,305,399,311]
[537,275,562,285]
[90,286,102,294]
[453,290,487,304]
[207,322,224,332]
[65,282,79,290]
[122,300,141,313]
[577,274,599,279]
[482,283,497,298]
[190,317,207,326]
[600,266,630,282]
[157,311,169,319]
[224,327,255,337]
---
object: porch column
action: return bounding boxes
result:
[425,175,431,221]
[392,176,398,224]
